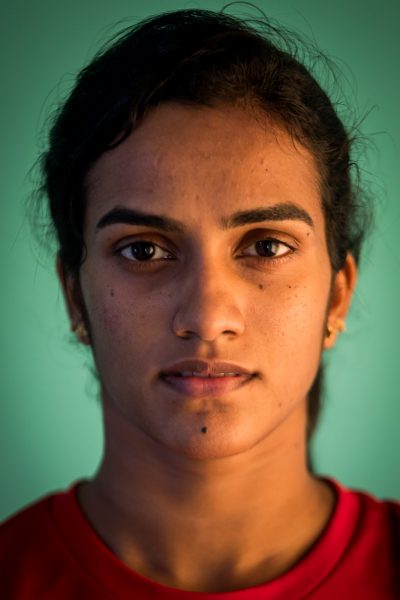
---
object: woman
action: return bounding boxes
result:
[1,7,398,598]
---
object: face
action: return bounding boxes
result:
[64,103,355,460]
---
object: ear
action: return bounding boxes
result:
[56,254,90,345]
[323,252,358,350]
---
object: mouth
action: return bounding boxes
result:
[160,372,256,397]
[159,359,257,398]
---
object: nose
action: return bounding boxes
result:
[171,261,245,342]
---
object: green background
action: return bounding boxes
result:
[1,0,399,520]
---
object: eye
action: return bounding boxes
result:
[119,241,174,262]
[241,238,294,260]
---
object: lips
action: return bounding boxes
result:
[160,359,256,397]
[161,359,254,377]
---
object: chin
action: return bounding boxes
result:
[168,439,257,461]
[152,417,271,461]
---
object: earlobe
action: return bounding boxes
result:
[72,321,90,345]
[56,254,77,324]
[56,254,89,343]
[323,253,358,350]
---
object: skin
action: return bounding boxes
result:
[58,102,357,593]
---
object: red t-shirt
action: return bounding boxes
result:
[1,478,399,598]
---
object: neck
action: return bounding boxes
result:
[78,401,335,593]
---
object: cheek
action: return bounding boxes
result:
[252,282,328,369]
[85,281,171,349]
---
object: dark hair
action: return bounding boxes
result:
[36,5,372,453]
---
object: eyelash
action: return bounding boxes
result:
[116,237,296,269]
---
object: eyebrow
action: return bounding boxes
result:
[96,206,184,233]
[222,203,314,229]
[96,202,314,232]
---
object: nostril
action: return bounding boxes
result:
[178,330,195,340]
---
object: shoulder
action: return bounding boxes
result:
[0,485,82,598]
[332,477,400,538]
[359,487,400,557]
[329,479,400,578]
[310,479,399,597]
[0,489,67,568]
[1,493,53,550]
[353,484,400,536]
[328,477,400,524]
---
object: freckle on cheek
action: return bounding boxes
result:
[258,283,264,290]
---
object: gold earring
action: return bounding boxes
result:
[73,321,89,342]
[326,318,346,338]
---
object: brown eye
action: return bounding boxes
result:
[243,238,293,259]
[119,241,173,262]
[255,240,286,257]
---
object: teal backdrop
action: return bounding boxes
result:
[1,0,399,520]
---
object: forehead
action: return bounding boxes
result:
[85,102,323,229]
